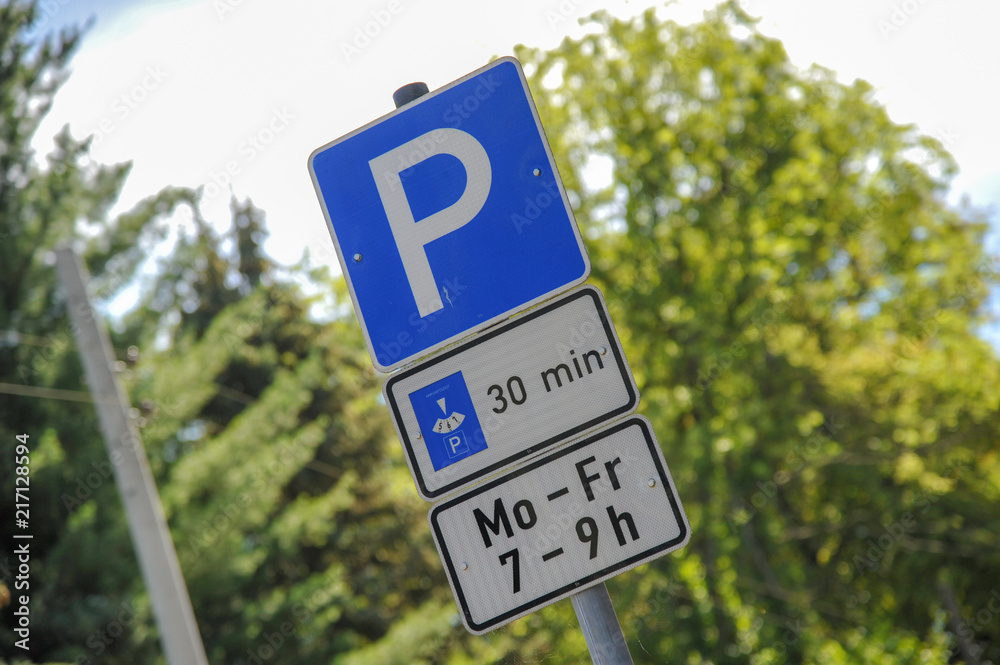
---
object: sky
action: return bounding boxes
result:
[30,0,1000,333]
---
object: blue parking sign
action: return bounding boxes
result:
[308,56,590,371]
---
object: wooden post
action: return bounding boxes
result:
[56,248,209,665]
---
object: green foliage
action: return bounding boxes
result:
[3,1,999,664]
[512,2,1000,662]
[0,2,190,662]
[122,253,447,664]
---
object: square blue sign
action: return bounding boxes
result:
[308,56,590,371]
[408,371,487,471]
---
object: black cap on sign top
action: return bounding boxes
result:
[393,82,429,108]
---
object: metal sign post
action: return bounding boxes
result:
[572,583,634,665]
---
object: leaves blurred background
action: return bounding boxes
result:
[1,0,998,663]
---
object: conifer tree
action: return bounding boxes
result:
[0,2,192,661]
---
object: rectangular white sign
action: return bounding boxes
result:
[384,285,637,501]
[429,416,690,634]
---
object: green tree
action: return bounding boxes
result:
[6,2,1000,664]
[511,3,1000,663]
[0,1,190,662]
[111,197,454,665]
[0,2,501,661]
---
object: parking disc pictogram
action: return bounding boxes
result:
[410,371,487,471]
[430,399,465,434]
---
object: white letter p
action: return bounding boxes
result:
[369,128,491,317]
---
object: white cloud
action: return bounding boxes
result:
[35,0,1000,272]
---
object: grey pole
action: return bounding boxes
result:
[55,248,209,665]
[388,77,633,664]
[571,583,634,665]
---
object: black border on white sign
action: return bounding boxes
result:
[384,285,638,500]
[429,415,689,634]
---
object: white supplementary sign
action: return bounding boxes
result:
[308,56,590,371]
[384,286,638,501]
[429,416,690,634]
